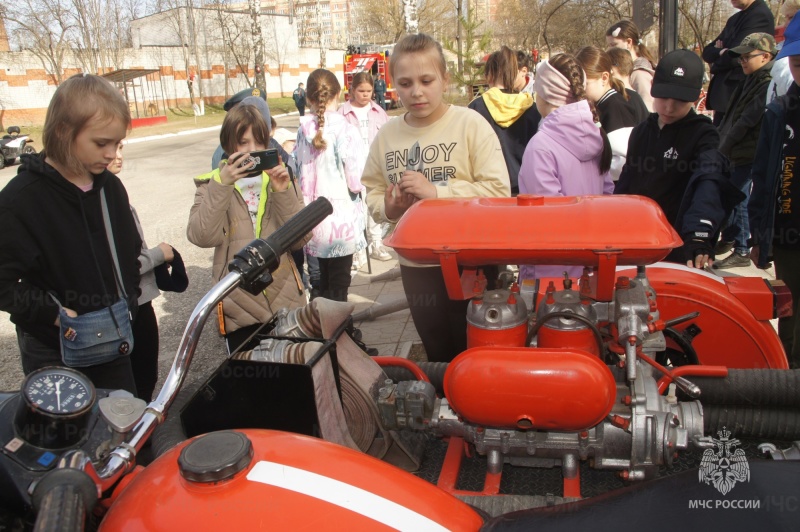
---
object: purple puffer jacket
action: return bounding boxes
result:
[518,99,613,281]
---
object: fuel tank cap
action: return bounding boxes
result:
[178,431,253,483]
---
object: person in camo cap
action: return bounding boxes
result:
[713,33,777,269]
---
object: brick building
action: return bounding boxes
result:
[0,8,345,127]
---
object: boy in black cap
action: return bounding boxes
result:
[616,49,743,268]
[749,15,800,367]
[714,33,776,269]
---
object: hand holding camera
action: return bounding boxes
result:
[220,149,282,186]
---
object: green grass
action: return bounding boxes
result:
[17,98,297,145]
[20,94,471,146]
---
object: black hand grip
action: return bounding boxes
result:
[228,197,332,291]
[268,196,332,257]
[32,469,98,532]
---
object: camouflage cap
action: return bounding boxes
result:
[729,33,778,57]
[223,87,267,111]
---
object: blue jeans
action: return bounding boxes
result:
[721,164,752,255]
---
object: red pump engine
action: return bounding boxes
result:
[377,195,789,490]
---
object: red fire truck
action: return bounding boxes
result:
[343,50,398,108]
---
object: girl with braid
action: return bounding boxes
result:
[295,68,367,302]
[518,53,614,281]
[576,46,648,180]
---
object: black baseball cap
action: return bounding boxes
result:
[651,49,704,102]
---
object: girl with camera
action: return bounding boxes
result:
[187,99,308,353]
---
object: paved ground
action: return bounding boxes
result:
[0,112,776,392]
[0,114,417,392]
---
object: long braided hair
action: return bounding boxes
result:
[548,53,612,175]
[306,68,341,150]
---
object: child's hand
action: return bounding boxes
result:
[54,307,77,326]
[219,152,250,186]
[398,170,436,200]
[384,183,417,220]
[157,242,175,263]
[267,156,291,192]
[685,238,713,269]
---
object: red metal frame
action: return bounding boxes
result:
[437,436,502,496]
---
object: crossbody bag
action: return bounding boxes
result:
[53,190,134,367]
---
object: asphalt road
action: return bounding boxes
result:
[0,115,301,391]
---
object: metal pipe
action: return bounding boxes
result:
[93,272,242,488]
[351,298,409,322]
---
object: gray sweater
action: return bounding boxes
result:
[131,206,164,305]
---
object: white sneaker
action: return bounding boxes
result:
[370,244,392,261]
[352,250,366,271]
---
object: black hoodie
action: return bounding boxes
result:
[0,153,141,349]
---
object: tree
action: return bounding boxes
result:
[354,0,454,45]
[443,1,492,90]
[2,0,74,84]
[211,1,254,95]
[248,0,266,91]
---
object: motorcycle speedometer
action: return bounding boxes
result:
[14,367,96,449]
[22,367,95,417]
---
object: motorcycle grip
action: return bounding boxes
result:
[267,196,332,256]
[32,468,98,532]
[229,197,332,283]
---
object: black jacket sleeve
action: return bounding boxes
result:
[0,208,60,327]
[748,106,781,265]
[679,150,744,241]
[703,1,775,76]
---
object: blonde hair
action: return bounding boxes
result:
[389,33,447,80]
[306,68,341,150]
[42,74,131,177]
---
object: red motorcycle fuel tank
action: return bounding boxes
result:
[100,430,482,531]
[444,347,617,431]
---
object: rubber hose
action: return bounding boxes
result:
[703,405,800,440]
[382,362,449,395]
[683,369,800,407]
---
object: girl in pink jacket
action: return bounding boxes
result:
[338,72,392,262]
[296,69,367,301]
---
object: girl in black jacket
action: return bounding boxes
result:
[0,74,141,393]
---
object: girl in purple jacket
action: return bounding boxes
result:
[518,54,614,281]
